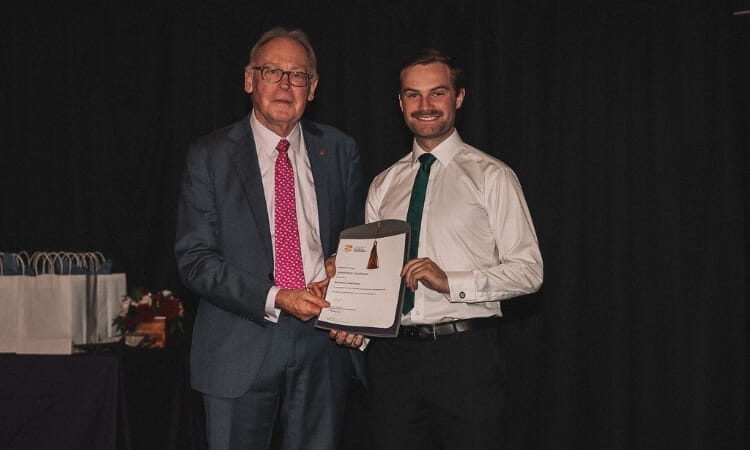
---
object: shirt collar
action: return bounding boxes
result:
[249,109,302,158]
[410,128,461,167]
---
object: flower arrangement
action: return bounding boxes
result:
[113,286,185,338]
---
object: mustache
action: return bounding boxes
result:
[411,110,442,118]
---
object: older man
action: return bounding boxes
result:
[175,27,366,450]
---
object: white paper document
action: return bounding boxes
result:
[316,225,408,337]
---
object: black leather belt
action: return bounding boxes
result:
[398,317,498,340]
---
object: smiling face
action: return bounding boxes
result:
[399,62,465,151]
[244,37,318,137]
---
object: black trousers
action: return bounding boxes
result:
[366,325,506,450]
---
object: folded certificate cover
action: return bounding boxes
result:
[315,219,410,337]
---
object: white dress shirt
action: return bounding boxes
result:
[250,111,326,321]
[366,129,543,325]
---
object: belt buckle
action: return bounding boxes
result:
[403,325,419,338]
[418,324,436,340]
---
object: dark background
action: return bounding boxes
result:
[2,1,748,449]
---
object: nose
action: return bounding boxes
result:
[278,72,292,89]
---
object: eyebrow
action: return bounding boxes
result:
[402,85,451,93]
[259,63,309,72]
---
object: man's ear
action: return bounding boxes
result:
[455,88,466,110]
[244,69,254,94]
[398,93,404,112]
[307,79,319,101]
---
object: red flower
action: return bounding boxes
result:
[113,287,185,338]
[136,303,156,323]
[123,315,139,329]
[159,298,182,319]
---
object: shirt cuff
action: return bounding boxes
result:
[446,270,475,302]
[265,286,281,322]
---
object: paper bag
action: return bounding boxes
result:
[0,253,31,353]
[16,272,75,354]
[0,275,24,353]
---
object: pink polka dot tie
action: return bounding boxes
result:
[274,139,306,289]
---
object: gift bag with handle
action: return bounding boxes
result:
[76,251,127,342]
[16,253,76,354]
[0,252,32,353]
[13,251,128,353]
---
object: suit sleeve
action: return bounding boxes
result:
[174,141,272,323]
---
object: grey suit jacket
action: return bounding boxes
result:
[175,115,366,397]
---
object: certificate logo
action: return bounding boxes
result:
[343,244,368,253]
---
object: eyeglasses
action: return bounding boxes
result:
[251,66,313,87]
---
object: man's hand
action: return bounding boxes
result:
[324,254,337,278]
[307,254,338,298]
[401,257,450,294]
[307,278,329,298]
[275,289,330,322]
[328,330,365,348]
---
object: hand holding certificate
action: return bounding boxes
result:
[315,220,410,337]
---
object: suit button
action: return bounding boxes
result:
[459,291,466,299]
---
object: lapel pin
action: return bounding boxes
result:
[319,149,327,156]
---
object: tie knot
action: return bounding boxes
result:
[276,139,290,154]
[418,153,436,168]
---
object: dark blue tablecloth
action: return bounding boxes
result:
[0,345,207,450]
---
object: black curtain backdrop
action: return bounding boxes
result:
[2,1,747,449]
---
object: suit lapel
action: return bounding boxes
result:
[302,123,332,255]
[227,118,333,261]
[230,117,273,260]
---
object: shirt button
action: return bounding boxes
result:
[459,291,466,299]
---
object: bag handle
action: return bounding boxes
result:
[29,250,108,275]
[16,253,27,275]
[0,252,29,275]
[17,251,30,267]
[30,251,55,274]
[61,252,79,275]
[81,252,104,273]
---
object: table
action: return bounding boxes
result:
[0,345,207,450]
[0,344,370,449]
[0,353,125,449]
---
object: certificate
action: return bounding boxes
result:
[315,220,410,337]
